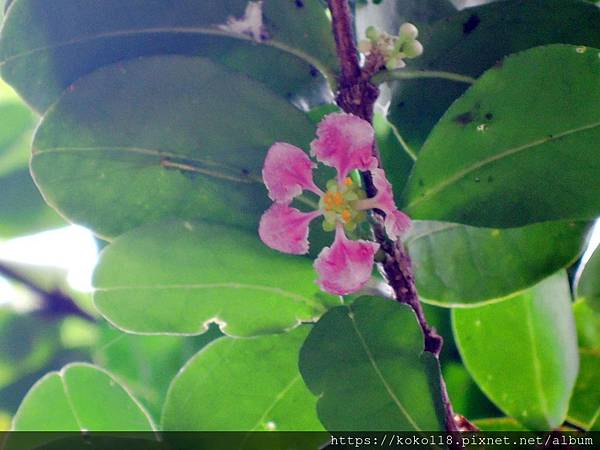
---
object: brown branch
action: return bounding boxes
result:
[0,262,95,322]
[327,0,464,433]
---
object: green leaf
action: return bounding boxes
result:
[162,326,323,432]
[473,417,528,432]
[403,45,600,227]
[407,220,589,305]
[31,55,315,239]
[443,361,499,420]
[93,324,222,420]
[567,349,600,430]
[0,0,337,112]
[93,220,337,337]
[577,245,600,313]
[11,363,155,430]
[375,113,415,193]
[452,272,579,430]
[299,296,446,431]
[389,0,600,148]
[573,299,600,352]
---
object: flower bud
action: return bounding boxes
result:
[365,25,379,41]
[399,22,419,41]
[403,40,423,58]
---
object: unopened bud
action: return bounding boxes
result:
[365,25,379,41]
[399,22,419,41]
[403,40,423,58]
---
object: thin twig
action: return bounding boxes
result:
[372,69,476,85]
[327,0,464,433]
[0,262,95,322]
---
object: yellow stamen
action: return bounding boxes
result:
[344,177,353,187]
[341,209,352,223]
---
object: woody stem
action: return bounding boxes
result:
[326,0,461,433]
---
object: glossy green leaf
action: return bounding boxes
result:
[407,220,588,305]
[93,324,222,420]
[93,220,337,337]
[566,349,600,430]
[0,0,337,112]
[11,363,155,431]
[452,272,579,429]
[162,326,323,431]
[566,300,600,430]
[403,45,600,227]
[31,56,315,239]
[577,245,600,313]
[300,296,446,431]
[573,299,600,352]
[375,113,415,193]
[443,361,499,420]
[389,0,600,148]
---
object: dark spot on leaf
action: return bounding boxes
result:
[487,176,494,183]
[418,179,425,187]
[241,168,250,176]
[485,113,493,121]
[454,111,474,126]
[463,14,480,35]
[547,134,554,139]
[397,101,405,108]
[295,0,304,7]
[309,65,319,77]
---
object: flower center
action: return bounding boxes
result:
[319,177,367,232]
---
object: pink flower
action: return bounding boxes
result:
[259,112,411,295]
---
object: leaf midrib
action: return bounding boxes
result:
[407,120,600,210]
[34,145,263,185]
[346,305,422,430]
[524,298,551,424]
[0,26,335,83]
[95,282,323,311]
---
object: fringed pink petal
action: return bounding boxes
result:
[262,142,322,203]
[385,210,412,238]
[314,224,379,295]
[310,113,377,181]
[259,203,321,255]
[370,168,397,212]
[370,168,412,238]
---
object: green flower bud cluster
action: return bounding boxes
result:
[359,22,424,70]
